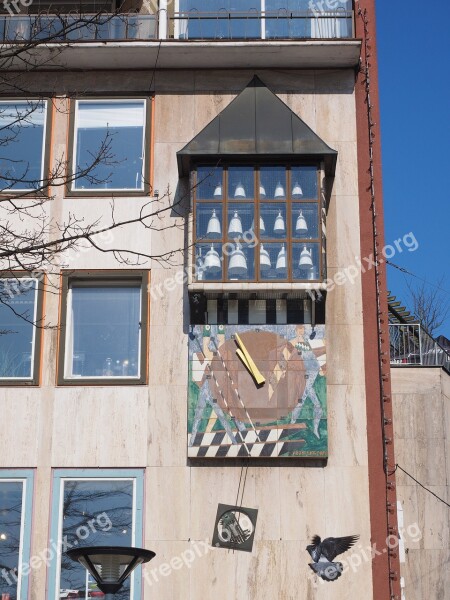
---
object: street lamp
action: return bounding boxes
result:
[66,546,155,598]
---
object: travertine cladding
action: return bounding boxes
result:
[391,368,450,600]
[0,69,374,599]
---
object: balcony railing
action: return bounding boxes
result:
[0,12,157,42]
[171,9,354,40]
[0,8,355,43]
[389,323,450,373]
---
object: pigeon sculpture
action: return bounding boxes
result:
[306,534,360,582]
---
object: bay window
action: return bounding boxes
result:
[194,164,324,283]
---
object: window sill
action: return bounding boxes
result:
[57,377,146,386]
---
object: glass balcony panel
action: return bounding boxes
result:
[227,203,254,241]
[196,203,223,240]
[195,243,223,281]
[226,243,255,281]
[291,166,318,199]
[178,0,260,40]
[265,1,310,39]
[292,242,320,281]
[259,166,287,200]
[196,166,223,200]
[259,243,288,280]
[260,203,287,239]
[291,202,318,240]
[228,166,254,201]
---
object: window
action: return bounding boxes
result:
[0,276,43,384]
[48,469,144,600]
[0,470,34,600]
[0,100,48,191]
[193,164,323,283]
[71,99,149,192]
[58,272,148,384]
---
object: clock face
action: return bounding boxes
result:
[188,324,327,458]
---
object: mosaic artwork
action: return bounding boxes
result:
[188,324,327,458]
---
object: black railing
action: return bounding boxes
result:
[171,9,354,40]
[0,12,157,42]
[389,323,450,373]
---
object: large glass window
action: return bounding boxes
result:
[61,274,148,383]
[49,471,144,600]
[0,101,47,191]
[72,100,147,192]
[194,165,323,283]
[0,472,34,600]
[0,277,42,383]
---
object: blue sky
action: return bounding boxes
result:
[376,1,450,337]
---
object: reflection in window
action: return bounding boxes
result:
[65,283,141,378]
[58,479,134,600]
[178,0,260,39]
[0,101,47,191]
[0,279,38,379]
[0,481,24,600]
[73,100,146,191]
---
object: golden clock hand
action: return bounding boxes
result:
[235,333,266,385]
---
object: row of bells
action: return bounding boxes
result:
[201,244,315,276]
[212,181,304,199]
[206,209,308,237]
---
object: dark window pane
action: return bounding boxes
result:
[0,279,37,379]
[0,101,46,191]
[291,166,318,199]
[0,481,23,600]
[73,101,145,191]
[67,285,141,378]
[179,0,261,39]
[59,479,133,600]
[196,166,223,200]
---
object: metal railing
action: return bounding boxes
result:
[171,9,354,40]
[389,323,450,373]
[0,12,157,42]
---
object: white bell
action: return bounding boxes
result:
[259,184,267,198]
[276,244,286,271]
[213,182,222,197]
[228,243,248,276]
[234,181,246,198]
[260,244,271,271]
[292,181,303,198]
[260,215,266,234]
[274,181,285,198]
[228,211,243,237]
[307,266,318,280]
[206,209,221,238]
[299,246,313,269]
[274,210,285,234]
[204,245,221,273]
[295,210,308,236]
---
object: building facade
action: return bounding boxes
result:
[3,2,445,599]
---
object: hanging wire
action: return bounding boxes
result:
[394,465,450,508]
[387,261,450,296]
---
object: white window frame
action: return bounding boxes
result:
[0,100,48,193]
[71,99,147,192]
[63,281,143,380]
[0,277,39,381]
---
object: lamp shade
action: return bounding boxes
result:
[259,244,271,271]
[213,182,222,197]
[66,546,155,595]
[206,209,221,237]
[228,244,248,276]
[228,211,243,236]
[295,210,308,236]
[274,181,285,198]
[276,244,286,271]
[292,181,303,198]
[234,181,246,198]
[204,245,221,273]
[299,246,313,269]
[273,211,285,234]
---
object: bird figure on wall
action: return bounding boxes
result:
[306,534,360,582]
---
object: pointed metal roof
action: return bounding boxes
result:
[177,76,337,177]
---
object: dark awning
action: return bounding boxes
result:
[177,75,337,177]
